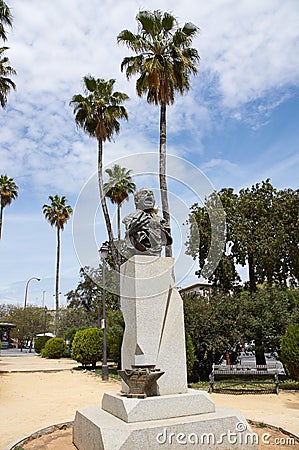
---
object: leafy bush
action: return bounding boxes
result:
[279,380,299,390]
[106,310,124,368]
[43,337,66,359]
[34,335,51,354]
[72,328,103,369]
[64,326,86,351]
[280,324,299,381]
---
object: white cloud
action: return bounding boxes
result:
[195,0,299,107]
[0,0,298,303]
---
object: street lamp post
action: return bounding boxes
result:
[21,276,41,352]
[44,306,47,335]
[99,243,109,381]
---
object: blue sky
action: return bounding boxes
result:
[0,0,298,308]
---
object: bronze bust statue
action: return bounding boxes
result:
[123,188,172,256]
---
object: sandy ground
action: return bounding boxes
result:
[1,353,299,449]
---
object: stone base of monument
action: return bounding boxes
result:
[73,389,258,449]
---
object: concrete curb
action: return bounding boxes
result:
[4,421,73,450]
[0,368,76,374]
[248,419,299,442]
[5,419,299,449]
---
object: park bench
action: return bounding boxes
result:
[209,363,284,394]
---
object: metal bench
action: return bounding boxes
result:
[209,363,283,394]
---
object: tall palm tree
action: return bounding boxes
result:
[0,174,18,239]
[118,10,199,256]
[70,76,129,272]
[104,164,136,251]
[0,0,13,42]
[43,195,73,335]
[0,46,16,108]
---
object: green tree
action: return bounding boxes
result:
[43,195,73,335]
[233,180,277,293]
[118,10,199,256]
[186,190,239,293]
[0,0,12,42]
[186,181,299,293]
[183,287,298,379]
[106,308,124,368]
[7,305,49,350]
[186,182,299,366]
[185,331,195,380]
[280,323,299,381]
[273,188,299,282]
[66,266,118,326]
[0,46,15,108]
[104,164,136,252]
[58,308,96,339]
[70,77,129,272]
[183,292,241,380]
[240,288,298,365]
[0,174,18,239]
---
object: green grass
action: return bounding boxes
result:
[94,366,121,381]
[190,377,299,393]
[279,380,299,390]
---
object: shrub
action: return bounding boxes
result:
[34,335,51,354]
[106,310,124,368]
[72,328,103,369]
[280,324,299,381]
[65,327,85,349]
[43,337,66,359]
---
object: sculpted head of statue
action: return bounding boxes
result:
[134,188,155,211]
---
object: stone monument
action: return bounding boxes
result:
[73,188,258,449]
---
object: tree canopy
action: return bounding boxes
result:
[186,180,299,292]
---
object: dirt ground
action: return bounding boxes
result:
[1,353,298,449]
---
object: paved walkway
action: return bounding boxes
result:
[0,349,77,372]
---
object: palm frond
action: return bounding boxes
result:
[0,174,18,208]
[118,10,199,106]
[43,194,73,231]
[162,12,177,32]
[0,1,13,41]
[0,47,16,108]
[70,76,128,143]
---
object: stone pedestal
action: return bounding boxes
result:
[73,256,258,449]
[73,401,258,450]
[120,256,187,395]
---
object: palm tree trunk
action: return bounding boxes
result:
[117,203,121,254]
[159,104,172,257]
[0,205,3,240]
[55,227,60,336]
[97,139,120,272]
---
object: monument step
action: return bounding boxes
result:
[102,389,215,423]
